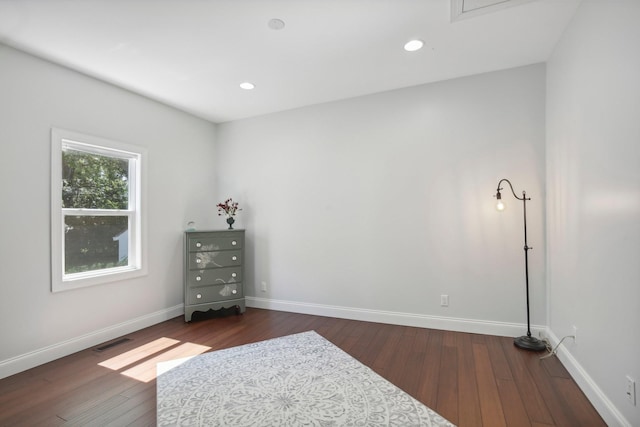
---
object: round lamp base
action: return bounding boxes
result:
[514,335,547,352]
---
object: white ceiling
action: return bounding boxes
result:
[0,0,581,123]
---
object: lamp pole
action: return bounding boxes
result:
[495,179,546,352]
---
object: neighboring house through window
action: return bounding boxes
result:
[51,128,147,292]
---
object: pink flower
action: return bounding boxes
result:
[217,198,242,217]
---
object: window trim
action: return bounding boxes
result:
[51,128,148,292]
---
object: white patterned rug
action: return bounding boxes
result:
[157,331,455,426]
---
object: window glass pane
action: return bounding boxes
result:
[64,215,129,274]
[62,149,129,209]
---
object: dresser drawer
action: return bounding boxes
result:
[187,283,242,304]
[188,250,241,269]
[187,267,242,287]
[188,235,242,252]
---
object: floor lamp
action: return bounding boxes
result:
[495,179,546,352]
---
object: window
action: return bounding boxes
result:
[51,128,147,292]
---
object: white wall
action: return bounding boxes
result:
[216,64,547,334]
[0,44,217,377]
[546,1,640,426]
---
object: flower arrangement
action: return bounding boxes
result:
[217,198,241,218]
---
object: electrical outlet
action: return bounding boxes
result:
[627,376,636,406]
[261,281,267,292]
[440,295,449,307]
[572,325,578,343]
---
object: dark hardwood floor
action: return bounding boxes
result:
[0,308,606,426]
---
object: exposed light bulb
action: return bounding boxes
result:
[239,82,255,90]
[495,191,505,211]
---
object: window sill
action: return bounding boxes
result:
[52,266,148,293]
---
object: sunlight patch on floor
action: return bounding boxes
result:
[97,337,211,382]
[98,337,180,370]
[121,342,211,382]
[156,356,195,376]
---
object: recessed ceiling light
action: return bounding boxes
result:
[239,82,255,90]
[268,18,285,30]
[404,39,424,52]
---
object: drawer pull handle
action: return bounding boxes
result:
[231,240,237,246]
[196,293,202,299]
[231,273,237,278]
[196,276,202,281]
[196,258,201,264]
[232,289,237,294]
[196,242,202,248]
[232,256,237,261]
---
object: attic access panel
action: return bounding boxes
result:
[451,0,536,21]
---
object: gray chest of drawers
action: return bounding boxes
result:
[184,230,246,322]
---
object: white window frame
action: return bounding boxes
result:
[51,128,148,292]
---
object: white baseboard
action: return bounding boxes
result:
[0,304,184,380]
[545,329,632,427]
[245,296,545,338]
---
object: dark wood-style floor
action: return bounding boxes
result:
[0,308,605,426]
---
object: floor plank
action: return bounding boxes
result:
[456,333,482,427]
[416,328,443,408]
[436,345,459,424]
[473,342,507,427]
[497,378,532,427]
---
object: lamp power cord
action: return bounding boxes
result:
[539,335,575,360]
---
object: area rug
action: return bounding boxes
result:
[157,330,455,426]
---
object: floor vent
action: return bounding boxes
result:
[94,338,131,352]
